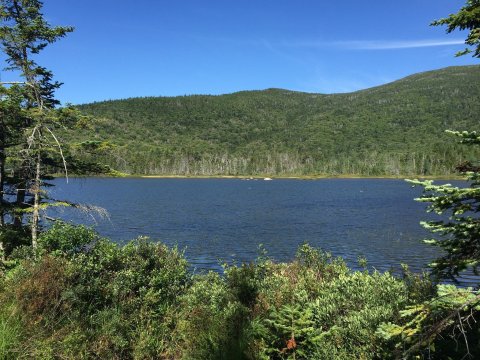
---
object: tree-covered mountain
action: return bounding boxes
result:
[72,65,480,176]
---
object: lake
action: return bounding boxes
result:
[49,178,458,274]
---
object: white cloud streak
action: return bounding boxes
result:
[187,34,465,52]
[338,39,465,50]
[282,39,465,50]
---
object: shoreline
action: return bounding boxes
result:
[57,173,465,181]
[134,174,464,180]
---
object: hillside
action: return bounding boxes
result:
[73,65,480,176]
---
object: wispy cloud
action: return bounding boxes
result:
[337,39,465,50]
[281,39,465,50]
[183,34,465,54]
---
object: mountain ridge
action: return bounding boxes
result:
[79,65,478,105]
[72,65,480,176]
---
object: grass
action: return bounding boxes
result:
[0,304,22,359]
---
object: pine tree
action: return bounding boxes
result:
[431,0,480,58]
[0,0,73,248]
[408,132,480,280]
[378,2,480,357]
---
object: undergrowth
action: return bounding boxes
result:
[1,223,473,359]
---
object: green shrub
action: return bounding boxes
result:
[242,245,422,360]
[0,224,30,260]
[37,222,100,257]
[12,255,69,330]
[377,284,480,359]
[65,236,189,358]
[1,224,190,359]
[0,225,434,359]
[168,271,247,360]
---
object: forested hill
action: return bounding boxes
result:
[74,65,480,176]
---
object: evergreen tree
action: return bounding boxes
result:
[0,0,73,248]
[0,84,27,258]
[378,2,480,357]
[431,0,480,58]
[409,131,480,280]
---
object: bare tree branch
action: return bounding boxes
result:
[44,126,68,182]
[403,293,480,359]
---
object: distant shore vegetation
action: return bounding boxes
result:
[69,65,480,177]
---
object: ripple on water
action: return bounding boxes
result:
[48,178,465,278]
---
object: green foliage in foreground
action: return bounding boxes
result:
[71,65,480,176]
[431,0,480,58]
[0,223,445,360]
[376,131,480,359]
[408,131,480,280]
[378,284,480,359]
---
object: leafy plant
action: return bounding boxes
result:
[242,245,416,360]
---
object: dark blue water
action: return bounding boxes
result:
[48,178,459,274]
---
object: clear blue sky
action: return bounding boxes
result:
[5,0,477,104]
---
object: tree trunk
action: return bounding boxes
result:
[31,151,41,248]
[13,173,26,228]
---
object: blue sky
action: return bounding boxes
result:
[3,0,477,104]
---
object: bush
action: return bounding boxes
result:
[0,224,30,259]
[0,225,434,359]
[240,245,427,360]
[168,272,247,359]
[1,224,190,359]
[37,222,100,257]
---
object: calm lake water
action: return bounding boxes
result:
[49,178,460,274]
